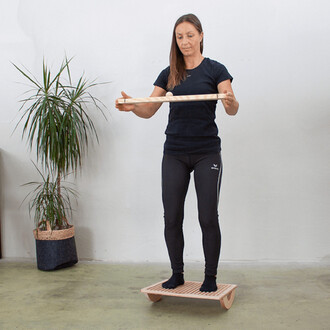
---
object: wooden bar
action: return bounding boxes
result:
[117,93,226,104]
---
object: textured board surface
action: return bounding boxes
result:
[141,281,237,301]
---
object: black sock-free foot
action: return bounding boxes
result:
[162,272,184,289]
[200,275,217,292]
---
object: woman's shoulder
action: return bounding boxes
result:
[203,58,233,82]
[157,65,170,80]
[160,66,170,75]
[154,66,170,89]
[203,57,226,69]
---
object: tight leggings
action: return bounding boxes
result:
[162,152,222,276]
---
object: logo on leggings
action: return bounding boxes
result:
[211,164,219,171]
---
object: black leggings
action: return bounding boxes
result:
[162,153,222,276]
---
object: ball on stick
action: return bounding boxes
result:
[166,91,173,97]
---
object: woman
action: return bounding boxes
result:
[116,13,239,292]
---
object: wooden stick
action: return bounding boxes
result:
[117,93,226,104]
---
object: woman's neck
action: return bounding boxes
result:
[184,54,204,70]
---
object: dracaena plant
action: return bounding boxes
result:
[22,164,77,231]
[14,57,106,230]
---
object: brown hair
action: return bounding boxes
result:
[167,14,204,90]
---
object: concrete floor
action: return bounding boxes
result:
[0,260,329,329]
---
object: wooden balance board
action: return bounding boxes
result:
[141,281,237,310]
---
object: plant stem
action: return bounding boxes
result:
[57,173,61,228]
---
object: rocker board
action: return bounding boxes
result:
[141,281,237,310]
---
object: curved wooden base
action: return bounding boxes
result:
[145,293,162,302]
[141,281,237,310]
[220,288,236,310]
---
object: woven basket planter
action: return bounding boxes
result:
[33,222,75,240]
[34,222,78,271]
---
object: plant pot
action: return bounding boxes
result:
[33,223,78,271]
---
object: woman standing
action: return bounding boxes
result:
[116,13,239,292]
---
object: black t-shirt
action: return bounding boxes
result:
[154,57,233,155]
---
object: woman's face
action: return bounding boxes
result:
[175,22,203,57]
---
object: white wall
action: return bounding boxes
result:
[0,0,329,263]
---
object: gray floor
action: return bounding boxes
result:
[0,260,329,329]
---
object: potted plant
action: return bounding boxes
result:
[14,57,105,270]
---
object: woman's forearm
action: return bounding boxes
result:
[224,99,239,116]
[132,103,162,119]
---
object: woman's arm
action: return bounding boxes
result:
[218,79,239,116]
[115,86,166,119]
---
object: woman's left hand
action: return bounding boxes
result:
[223,90,235,108]
[218,80,239,115]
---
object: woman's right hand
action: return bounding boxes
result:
[115,91,135,112]
[116,86,166,119]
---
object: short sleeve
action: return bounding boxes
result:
[212,61,233,85]
[154,66,170,91]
